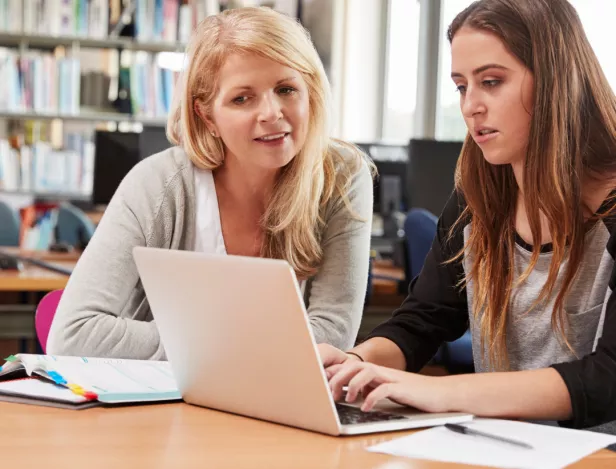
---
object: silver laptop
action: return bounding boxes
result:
[133,247,473,435]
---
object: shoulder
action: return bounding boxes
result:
[122,146,194,192]
[325,140,375,215]
[434,189,469,259]
[440,189,468,229]
[112,146,195,219]
[328,139,373,177]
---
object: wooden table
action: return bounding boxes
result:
[1,402,613,468]
[0,248,405,297]
[0,262,73,291]
[0,248,78,292]
[0,247,81,262]
[0,248,77,292]
[371,260,405,297]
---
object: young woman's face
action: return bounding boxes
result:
[451,27,534,166]
[205,53,310,172]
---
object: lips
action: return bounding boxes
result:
[475,127,497,137]
[255,132,290,142]
[473,126,499,144]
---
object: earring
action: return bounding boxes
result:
[210,131,218,138]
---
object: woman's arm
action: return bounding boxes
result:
[46,155,186,359]
[318,191,470,371]
[327,360,572,421]
[549,293,616,428]
[352,337,407,370]
[329,292,616,426]
[306,161,373,350]
[354,191,471,372]
[445,368,572,420]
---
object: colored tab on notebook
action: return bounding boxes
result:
[83,391,98,400]
[4,355,17,363]
[47,371,67,386]
[68,384,84,394]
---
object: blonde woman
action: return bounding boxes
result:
[48,7,374,359]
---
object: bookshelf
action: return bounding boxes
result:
[0,33,187,54]
[0,110,167,127]
[0,0,236,202]
[0,189,91,202]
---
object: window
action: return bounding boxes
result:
[435,0,474,141]
[569,1,616,92]
[435,0,616,141]
[381,0,420,143]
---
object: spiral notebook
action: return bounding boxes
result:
[0,354,181,409]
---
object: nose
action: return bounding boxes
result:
[461,87,486,118]
[257,93,283,123]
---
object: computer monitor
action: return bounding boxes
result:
[92,127,172,206]
[407,139,463,217]
[354,143,409,215]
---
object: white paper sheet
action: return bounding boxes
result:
[367,418,616,469]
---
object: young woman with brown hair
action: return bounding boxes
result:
[321,0,616,431]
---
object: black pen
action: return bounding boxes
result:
[444,423,535,450]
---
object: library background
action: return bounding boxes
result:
[0,0,615,370]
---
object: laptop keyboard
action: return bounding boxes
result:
[335,403,407,425]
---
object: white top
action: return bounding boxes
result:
[193,168,226,255]
[193,167,308,292]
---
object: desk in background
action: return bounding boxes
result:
[0,249,404,297]
[0,248,404,353]
[0,249,77,354]
[1,402,613,468]
[0,248,77,292]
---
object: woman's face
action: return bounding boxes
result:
[451,27,534,166]
[204,52,310,172]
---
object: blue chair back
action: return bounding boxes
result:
[56,203,96,249]
[0,200,20,246]
[403,207,474,373]
[403,208,438,280]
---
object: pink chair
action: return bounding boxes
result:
[35,289,63,353]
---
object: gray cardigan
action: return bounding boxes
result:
[47,146,373,359]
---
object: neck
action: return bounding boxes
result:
[510,158,552,245]
[511,159,524,195]
[582,174,616,216]
[510,160,615,246]
[512,158,614,216]
[214,153,279,212]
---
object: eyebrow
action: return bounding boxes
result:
[451,64,510,79]
[228,76,298,92]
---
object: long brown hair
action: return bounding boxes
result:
[448,0,616,370]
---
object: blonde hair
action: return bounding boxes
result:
[167,7,372,278]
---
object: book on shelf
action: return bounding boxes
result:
[0,45,177,121]
[121,49,179,118]
[0,0,222,44]
[0,131,94,197]
[0,47,80,115]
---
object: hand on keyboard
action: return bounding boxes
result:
[325,360,450,414]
